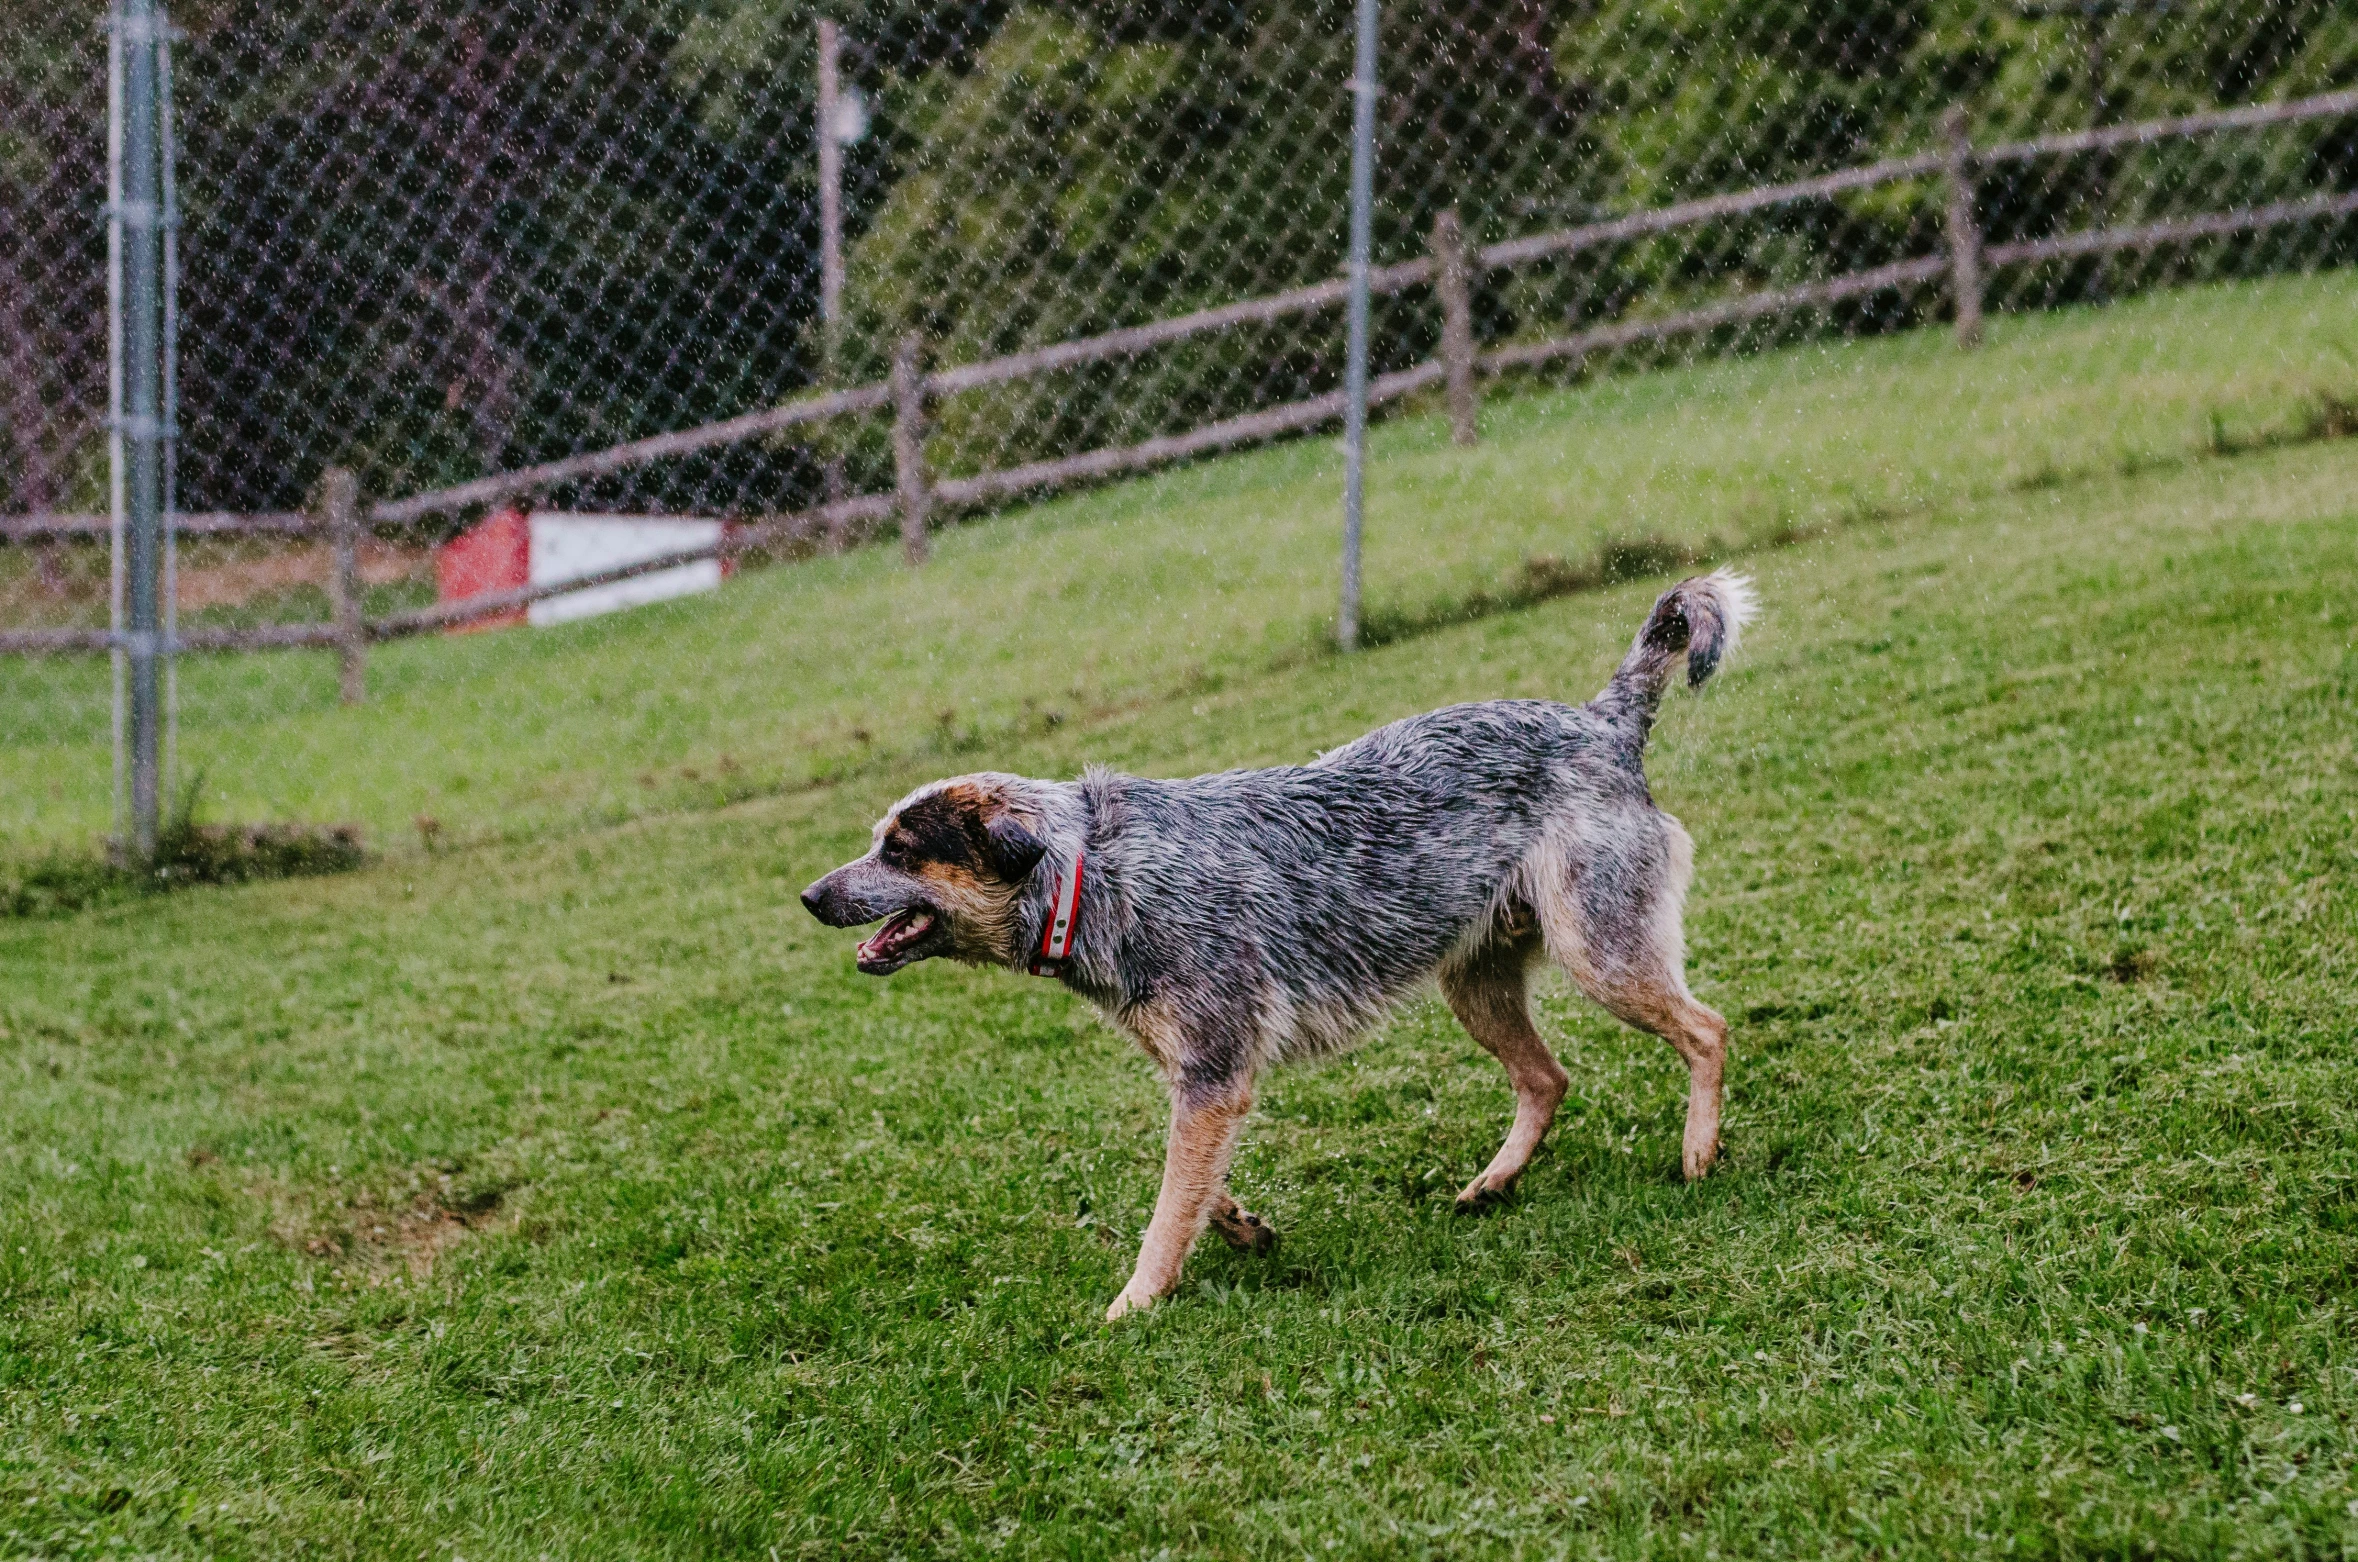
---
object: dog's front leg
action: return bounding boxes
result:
[1106,1083,1252,1321]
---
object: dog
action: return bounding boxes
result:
[803,570,1755,1319]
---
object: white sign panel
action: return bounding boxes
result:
[526,514,725,629]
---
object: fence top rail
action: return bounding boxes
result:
[0,622,342,653]
[1979,87,2358,167]
[929,257,1436,396]
[1478,87,2358,272]
[0,511,314,540]
[1477,154,1948,270]
[289,86,2358,530]
[368,381,893,526]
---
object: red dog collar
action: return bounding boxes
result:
[1029,852,1083,977]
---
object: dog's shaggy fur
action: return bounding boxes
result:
[805,571,1757,1318]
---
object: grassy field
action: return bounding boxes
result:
[4,414,2358,1556]
[3,270,2356,850]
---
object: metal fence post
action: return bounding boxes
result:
[891,332,932,565]
[1432,207,1478,446]
[1337,0,1379,651]
[817,21,846,383]
[817,18,849,513]
[112,0,170,856]
[322,467,365,704]
[1943,106,1984,350]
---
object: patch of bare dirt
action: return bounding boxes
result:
[262,1172,515,1286]
[304,1194,505,1282]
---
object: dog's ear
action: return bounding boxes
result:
[981,811,1048,881]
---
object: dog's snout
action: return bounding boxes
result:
[802,868,873,926]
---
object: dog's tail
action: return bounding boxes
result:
[1596,569,1758,738]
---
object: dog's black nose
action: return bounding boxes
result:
[800,883,827,918]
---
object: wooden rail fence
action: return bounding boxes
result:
[7,87,2355,684]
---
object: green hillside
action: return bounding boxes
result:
[4,271,2356,851]
[4,425,2356,1553]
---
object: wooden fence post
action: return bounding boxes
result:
[1942,106,1984,350]
[1432,208,1479,446]
[321,466,366,704]
[890,333,932,566]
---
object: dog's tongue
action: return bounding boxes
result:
[858,908,928,961]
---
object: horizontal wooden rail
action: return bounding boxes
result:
[0,511,314,541]
[367,381,894,525]
[371,494,899,637]
[928,259,1436,396]
[1979,88,2358,167]
[1479,256,1952,374]
[1983,189,2358,267]
[733,494,902,552]
[186,622,346,651]
[934,362,1446,506]
[371,551,729,638]
[0,628,117,653]
[0,621,344,653]
[1477,182,2358,378]
[2,545,765,651]
[1477,157,1948,271]
[1474,90,2358,274]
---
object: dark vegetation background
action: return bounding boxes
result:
[3,0,2355,521]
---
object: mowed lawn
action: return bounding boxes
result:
[3,270,2356,849]
[3,421,2357,1555]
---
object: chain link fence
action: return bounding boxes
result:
[4,0,2355,856]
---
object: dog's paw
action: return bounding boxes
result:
[1104,1288,1156,1323]
[1453,1175,1518,1214]
[1209,1204,1279,1255]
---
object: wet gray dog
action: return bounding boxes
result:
[803,570,1756,1319]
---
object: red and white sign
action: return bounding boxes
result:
[434,510,732,633]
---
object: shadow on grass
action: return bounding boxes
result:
[3,782,365,918]
[1364,383,2358,654]
[1355,536,1723,650]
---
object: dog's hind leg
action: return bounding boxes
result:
[1440,932,1569,1212]
[1588,975,1726,1182]
[1544,818,1727,1181]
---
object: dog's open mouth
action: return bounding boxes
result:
[855,906,938,972]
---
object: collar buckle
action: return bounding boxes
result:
[1029,851,1084,977]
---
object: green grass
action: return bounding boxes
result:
[5,409,2358,1555]
[4,271,2357,850]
